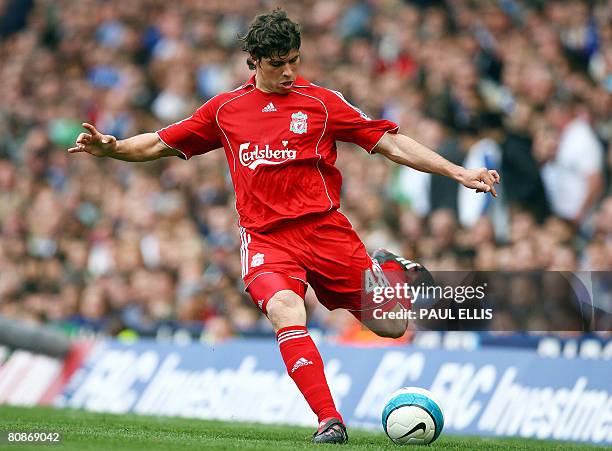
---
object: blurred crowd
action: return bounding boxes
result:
[0,0,610,341]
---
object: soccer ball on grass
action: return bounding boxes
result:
[382,387,444,445]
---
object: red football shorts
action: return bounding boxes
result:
[241,210,388,319]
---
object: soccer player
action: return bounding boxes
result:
[69,9,499,444]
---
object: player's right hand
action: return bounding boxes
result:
[67,123,117,157]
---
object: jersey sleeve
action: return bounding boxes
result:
[156,98,222,160]
[326,90,399,153]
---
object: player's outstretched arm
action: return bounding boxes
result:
[67,123,182,162]
[374,132,500,196]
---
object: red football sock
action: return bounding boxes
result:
[277,325,342,424]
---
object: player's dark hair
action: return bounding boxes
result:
[239,9,301,70]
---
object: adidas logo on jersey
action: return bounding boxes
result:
[291,357,313,373]
[261,102,277,112]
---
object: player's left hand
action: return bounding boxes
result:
[458,167,500,197]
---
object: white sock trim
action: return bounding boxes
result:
[278,332,309,345]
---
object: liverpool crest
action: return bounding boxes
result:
[289,111,308,134]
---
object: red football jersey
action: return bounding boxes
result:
[157,75,399,231]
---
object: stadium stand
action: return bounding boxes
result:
[0,0,610,340]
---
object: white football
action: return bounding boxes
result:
[382,387,445,445]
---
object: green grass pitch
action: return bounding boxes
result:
[0,405,602,450]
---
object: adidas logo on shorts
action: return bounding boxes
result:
[261,102,277,112]
[291,357,313,373]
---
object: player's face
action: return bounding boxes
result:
[254,49,300,94]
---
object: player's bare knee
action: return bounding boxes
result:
[367,318,408,339]
[381,319,407,338]
[382,318,408,339]
[266,290,306,331]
